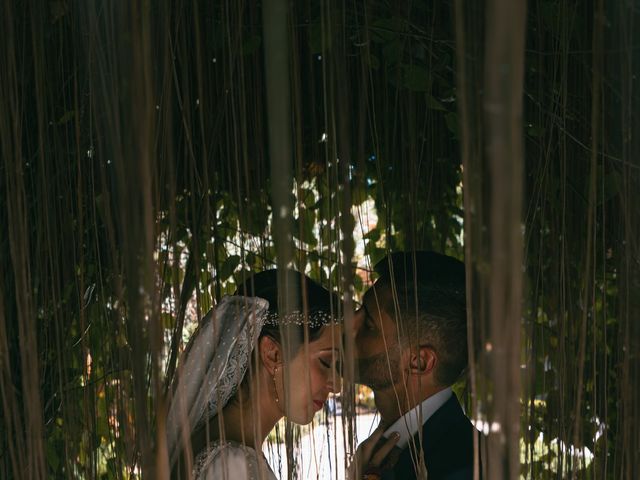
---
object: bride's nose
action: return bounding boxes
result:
[327,373,342,395]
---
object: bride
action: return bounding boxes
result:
[166,269,343,479]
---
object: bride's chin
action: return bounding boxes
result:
[287,408,315,425]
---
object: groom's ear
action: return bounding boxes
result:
[259,336,283,374]
[408,346,437,376]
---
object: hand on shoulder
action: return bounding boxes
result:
[347,424,400,480]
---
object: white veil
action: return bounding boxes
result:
[166,295,269,467]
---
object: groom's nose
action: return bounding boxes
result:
[341,308,364,361]
[352,307,364,336]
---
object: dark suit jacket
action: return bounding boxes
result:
[385,394,479,480]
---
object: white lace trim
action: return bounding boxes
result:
[193,440,276,480]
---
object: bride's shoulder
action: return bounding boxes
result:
[193,440,276,480]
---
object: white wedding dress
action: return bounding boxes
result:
[193,440,277,480]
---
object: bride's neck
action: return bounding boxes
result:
[178,380,282,477]
[207,384,282,449]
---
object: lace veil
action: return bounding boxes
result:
[166,295,269,467]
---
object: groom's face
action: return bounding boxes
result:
[353,282,404,391]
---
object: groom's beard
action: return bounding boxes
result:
[356,348,402,391]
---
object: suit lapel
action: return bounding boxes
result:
[389,395,466,479]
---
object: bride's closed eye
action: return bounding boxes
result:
[319,356,343,376]
[334,360,343,376]
[319,354,341,370]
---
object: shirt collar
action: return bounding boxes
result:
[382,387,453,449]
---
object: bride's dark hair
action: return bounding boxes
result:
[235,269,341,356]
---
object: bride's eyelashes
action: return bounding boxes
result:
[318,356,343,375]
[318,357,342,375]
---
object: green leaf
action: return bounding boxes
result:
[46,438,60,472]
[526,124,545,137]
[363,229,380,242]
[402,65,431,92]
[58,110,75,125]
[330,265,341,288]
[350,178,369,204]
[233,268,254,286]
[161,313,175,329]
[426,94,446,111]
[301,188,317,209]
[296,208,317,246]
[353,273,364,293]
[238,201,268,235]
[367,247,386,266]
[320,225,334,246]
[218,255,240,281]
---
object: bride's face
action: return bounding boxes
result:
[281,323,342,424]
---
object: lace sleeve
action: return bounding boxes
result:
[194,442,277,480]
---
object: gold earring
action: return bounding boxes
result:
[273,367,280,404]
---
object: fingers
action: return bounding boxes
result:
[369,432,400,467]
[359,423,387,459]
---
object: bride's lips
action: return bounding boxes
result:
[313,400,324,410]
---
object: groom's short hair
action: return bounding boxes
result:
[374,251,467,386]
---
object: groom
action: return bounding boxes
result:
[353,251,478,479]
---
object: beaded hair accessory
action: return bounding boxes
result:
[263,310,339,329]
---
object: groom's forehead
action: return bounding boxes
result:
[363,280,393,313]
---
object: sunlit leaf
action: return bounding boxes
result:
[218,255,241,281]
